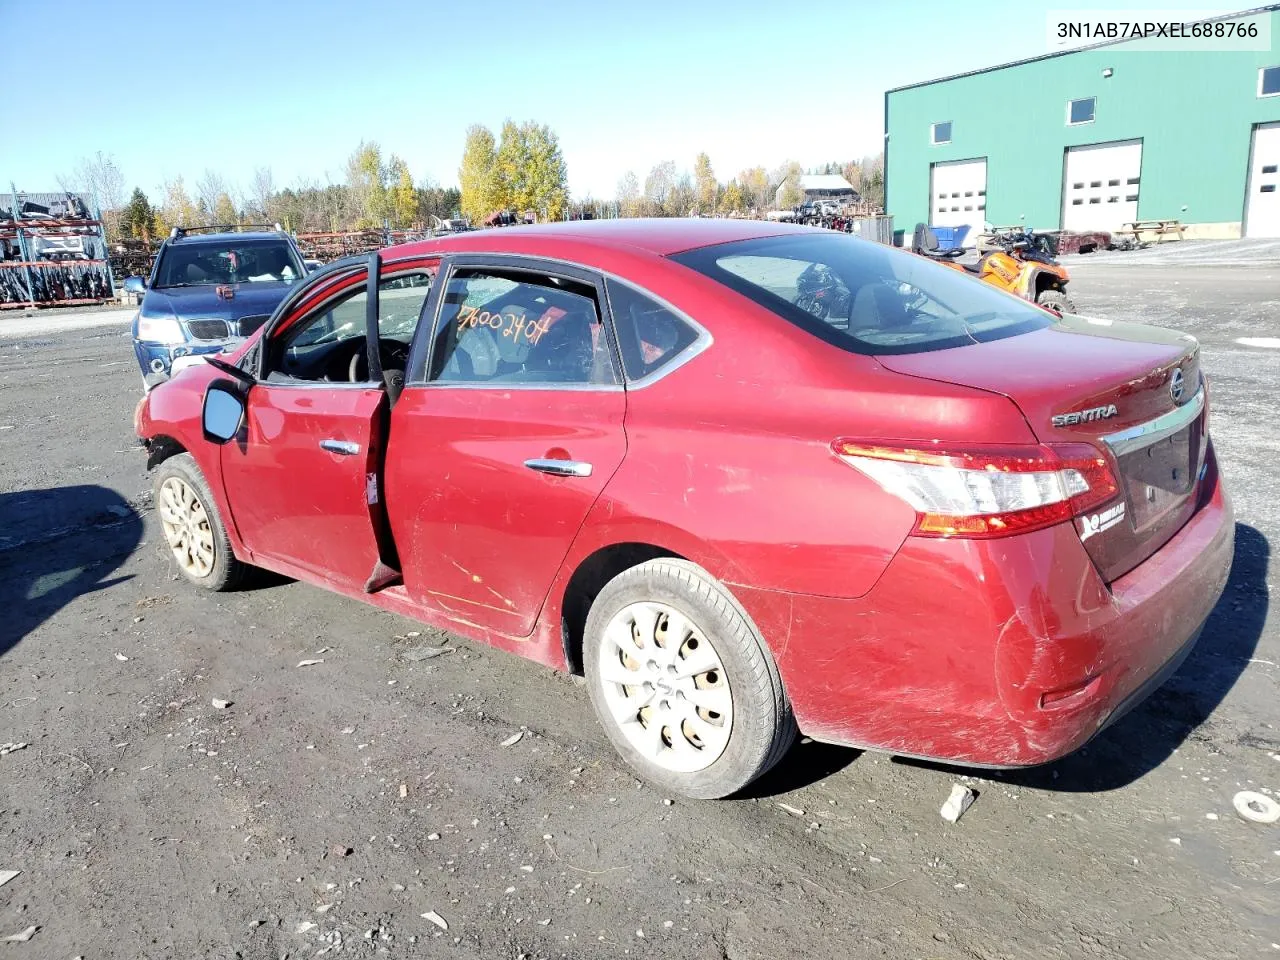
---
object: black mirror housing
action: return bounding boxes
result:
[202,379,247,444]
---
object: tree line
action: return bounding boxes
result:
[608,154,885,219]
[56,127,885,246]
[62,145,462,244]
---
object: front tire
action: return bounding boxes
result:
[153,453,246,591]
[1037,289,1076,315]
[583,558,796,799]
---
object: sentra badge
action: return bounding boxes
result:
[1051,404,1118,428]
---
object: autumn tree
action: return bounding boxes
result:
[213,192,239,225]
[693,152,717,214]
[720,179,746,216]
[156,176,200,233]
[776,160,805,208]
[494,120,568,221]
[616,171,641,218]
[667,173,695,217]
[459,124,500,223]
[644,161,677,215]
[738,167,771,214]
[346,141,389,227]
[195,169,234,224]
[388,155,417,228]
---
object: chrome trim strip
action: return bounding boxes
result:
[1101,386,1205,456]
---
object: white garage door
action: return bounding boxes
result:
[1245,122,1280,238]
[1062,140,1143,231]
[929,158,987,246]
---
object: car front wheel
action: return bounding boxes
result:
[583,558,796,799]
[153,453,246,591]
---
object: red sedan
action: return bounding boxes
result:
[135,219,1233,798]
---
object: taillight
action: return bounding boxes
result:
[833,440,1119,539]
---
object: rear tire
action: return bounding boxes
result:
[583,558,796,799]
[1037,289,1076,315]
[152,453,246,592]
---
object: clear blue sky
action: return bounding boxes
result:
[0,0,1232,203]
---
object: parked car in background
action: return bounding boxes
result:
[135,219,1232,799]
[127,224,318,388]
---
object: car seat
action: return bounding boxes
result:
[849,282,910,332]
[523,310,595,382]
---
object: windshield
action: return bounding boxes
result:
[671,233,1052,355]
[154,238,303,289]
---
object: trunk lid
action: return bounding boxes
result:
[877,315,1206,582]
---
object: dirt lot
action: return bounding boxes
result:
[1,258,1277,959]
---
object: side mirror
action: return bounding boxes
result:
[123,276,147,294]
[202,380,246,444]
[304,259,322,273]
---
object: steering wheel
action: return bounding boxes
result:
[348,338,411,399]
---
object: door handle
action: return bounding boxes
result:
[524,458,593,478]
[320,439,361,456]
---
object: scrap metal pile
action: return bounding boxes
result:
[1,191,115,309]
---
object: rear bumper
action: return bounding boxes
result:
[736,444,1234,767]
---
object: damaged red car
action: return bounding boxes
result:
[135,219,1233,798]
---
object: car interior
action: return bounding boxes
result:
[431,271,617,386]
[266,272,431,384]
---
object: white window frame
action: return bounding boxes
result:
[1066,97,1096,126]
[930,121,952,145]
[1260,65,1280,98]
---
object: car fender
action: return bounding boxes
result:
[138,363,251,560]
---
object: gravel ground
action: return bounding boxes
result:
[0,261,1277,959]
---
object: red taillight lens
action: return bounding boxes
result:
[833,439,1119,539]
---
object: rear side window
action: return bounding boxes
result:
[671,233,1052,356]
[427,269,617,386]
[605,280,699,381]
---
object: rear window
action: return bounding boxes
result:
[671,233,1052,355]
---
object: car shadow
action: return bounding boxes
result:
[895,522,1270,792]
[0,485,143,657]
[740,739,862,799]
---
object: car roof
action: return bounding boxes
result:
[388,218,820,260]
[168,231,288,244]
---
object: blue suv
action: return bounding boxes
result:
[127,225,317,387]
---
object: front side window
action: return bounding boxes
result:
[1261,65,1280,97]
[671,233,1052,356]
[931,121,952,145]
[428,269,617,386]
[269,268,433,382]
[1068,97,1096,124]
[155,238,304,288]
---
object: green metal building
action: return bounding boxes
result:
[885,6,1280,242]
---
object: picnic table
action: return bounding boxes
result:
[1115,219,1185,244]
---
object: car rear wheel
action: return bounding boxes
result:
[153,453,246,591]
[583,558,796,799]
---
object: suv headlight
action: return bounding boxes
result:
[137,314,183,344]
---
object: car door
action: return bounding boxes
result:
[386,256,627,636]
[218,256,435,589]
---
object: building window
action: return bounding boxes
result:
[931,121,952,145]
[1260,66,1280,97]
[1067,97,1096,124]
